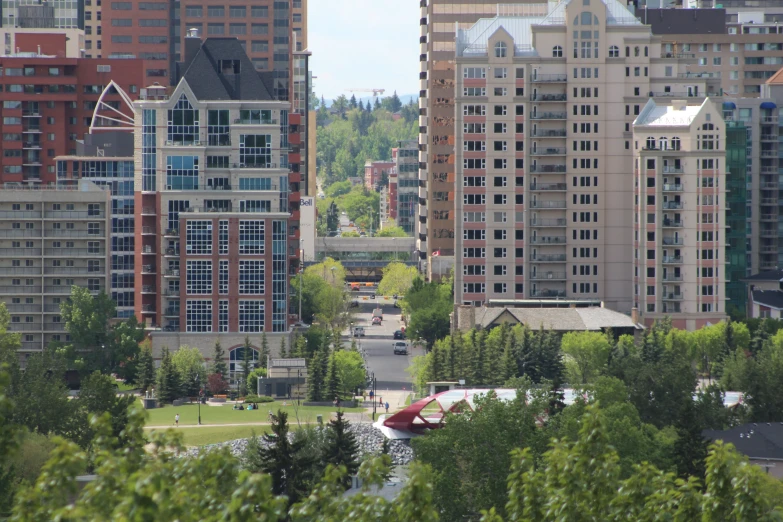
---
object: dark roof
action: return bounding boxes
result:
[744,270,783,282]
[636,8,725,35]
[752,290,783,310]
[704,423,783,461]
[181,38,273,101]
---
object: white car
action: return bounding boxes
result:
[353,326,366,337]
[393,341,408,355]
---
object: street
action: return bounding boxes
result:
[341,292,422,392]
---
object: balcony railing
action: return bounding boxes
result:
[662,167,684,174]
[532,200,566,209]
[662,237,683,246]
[0,248,41,256]
[531,236,566,244]
[663,220,683,228]
[164,228,179,237]
[662,184,683,192]
[531,164,566,173]
[662,293,684,301]
[531,289,567,298]
[530,183,567,191]
[662,275,683,282]
[662,256,683,264]
[532,130,567,138]
[46,211,104,219]
[530,272,566,280]
[43,248,104,256]
[531,94,567,102]
[531,147,566,155]
[531,112,567,120]
[531,254,567,262]
[0,267,40,275]
[0,210,41,218]
[531,74,568,82]
[530,218,567,227]
[663,202,683,210]
[141,265,156,274]
[0,286,41,293]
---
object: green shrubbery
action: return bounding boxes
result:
[244,395,274,404]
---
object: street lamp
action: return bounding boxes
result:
[195,373,202,425]
[371,372,378,421]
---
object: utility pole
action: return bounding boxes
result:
[298,240,303,323]
[372,373,377,421]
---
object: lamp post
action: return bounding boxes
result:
[297,369,302,406]
[371,371,377,421]
[195,373,202,425]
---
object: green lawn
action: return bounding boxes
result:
[142,400,363,427]
[147,425,274,446]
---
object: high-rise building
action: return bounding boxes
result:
[0,43,147,186]
[0,180,110,359]
[417,0,546,279]
[132,36,295,364]
[1,0,81,29]
[56,132,137,319]
[725,120,748,316]
[632,98,726,328]
[638,6,783,97]
[451,0,719,317]
[393,140,418,235]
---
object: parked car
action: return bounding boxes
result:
[351,286,361,292]
[353,326,365,337]
[350,300,359,308]
[372,316,382,325]
[393,330,405,340]
[393,341,408,355]
[370,293,376,299]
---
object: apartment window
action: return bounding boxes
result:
[218,300,228,332]
[493,248,507,258]
[494,105,507,116]
[515,68,524,79]
[493,283,507,294]
[251,40,269,53]
[186,220,212,254]
[495,41,507,58]
[186,300,212,332]
[251,5,268,17]
[493,67,507,78]
[230,23,247,35]
[186,260,212,294]
[239,300,264,332]
[553,45,563,58]
[185,5,202,16]
[713,57,721,66]
[239,220,264,254]
[229,6,246,17]
[251,23,269,34]
[207,5,224,16]
[239,260,264,294]
[208,23,225,35]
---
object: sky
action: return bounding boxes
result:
[308,0,420,101]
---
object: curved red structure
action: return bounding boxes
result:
[383,388,519,434]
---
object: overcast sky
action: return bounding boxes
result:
[308,0,420,100]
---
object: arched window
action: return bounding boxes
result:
[646,137,656,149]
[671,137,681,150]
[634,46,640,57]
[553,45,563,58]
[229,346,259,385]
[644,46,648,57]
[702,123,714,130]
[659,137,668,150]
[609,45,619,58]
[495,41,507,58]
[581,12,593,25]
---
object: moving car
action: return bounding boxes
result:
[372,316,382,325]
[393,330,405,340]
[393,341,408,355]
[353,326,365,337]
[372,307,383,320]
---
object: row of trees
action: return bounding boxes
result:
[317,184,380,234]
[5,370,783,521]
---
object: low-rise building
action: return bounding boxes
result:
[364,160,394,191]
[259,357,307,398]
[743,269,783,319]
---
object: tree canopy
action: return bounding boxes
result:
[377,262,419,296]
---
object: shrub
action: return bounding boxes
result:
[244,394,274,404]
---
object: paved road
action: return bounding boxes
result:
[341,300,422,392]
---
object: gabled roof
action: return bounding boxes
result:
[766,67,783,86]
[704,423,783,461]
[538,0,642,26]
[180,38,273,101]
[473,306,640,331]
[634,98,709,127]
[752,290,783,311]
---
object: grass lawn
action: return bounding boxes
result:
[116,381,137,392]
[142,400,363,427]
[146,425,275,446]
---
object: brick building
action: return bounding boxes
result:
[132,37,297,366]
[363,160,394,191]
[0,39,147,186]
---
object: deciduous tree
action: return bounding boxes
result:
[378,262,418,296]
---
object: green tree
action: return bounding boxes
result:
[325,180,352,198]
[211,340,228,381]
[259,333,270,369]
[341,230,360,237]
[348,94,357,109]
[332,94,349,119]
[307,346,327,402]
[240,337,253,396]
[135,339,156,394]
[376,225,407,238]
[109,315,145,384]
[156,347,179,404]
[59,287,116,374]
[304,257,346,287]
[171,346,205,397]
[247,367,267,395]
[325,352,341,401]
[291,272,330,324]
[255,410,312,504]
[560,331,610,385]
[332,350,365,398]
[378,262,418,296]
[323,411,359,488]
[76,371,136,446]
[403,277,452,349]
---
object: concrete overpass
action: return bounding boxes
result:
[312,237,419,281]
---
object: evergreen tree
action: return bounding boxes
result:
[241,336,252,396]
[256,410,312,504]
[324,411,359,488]
[279,337,287,358]
[307,346,326,401]
[136,340,156,393]
[366,99,372,113]
[374,97,381,110]
[156,347,179,403]
[259,333,270,369]
[750,321,770,355]
[673,399,708,479]
[389,91,402,113]
[211,340,228,381]
[349,94,357,109]
[380,437,393,481]
[358,99,364,111]
[326,352,341,401]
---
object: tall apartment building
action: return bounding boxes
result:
[0,180,110,357]
[720,96,779,277]
[1,0,81,29]
[640,7,783,97]
[632,99,726,329]
[0,43,147,186]
[56,132,137,319]
[725,120,747,316]
[393,140,418,235]
[132,37,296,363]
[451,0,719,319]
[417,0,547,278]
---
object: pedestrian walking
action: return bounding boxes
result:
[378,396,383,406]
[369,390,374,401]
[174,413,179,427]
[384,401,389,413]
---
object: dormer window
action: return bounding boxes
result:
[495,41,507,58]
[218,59,240,74]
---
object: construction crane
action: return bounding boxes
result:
[345,88,386,97]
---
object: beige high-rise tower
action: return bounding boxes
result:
[450,0,723,322]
